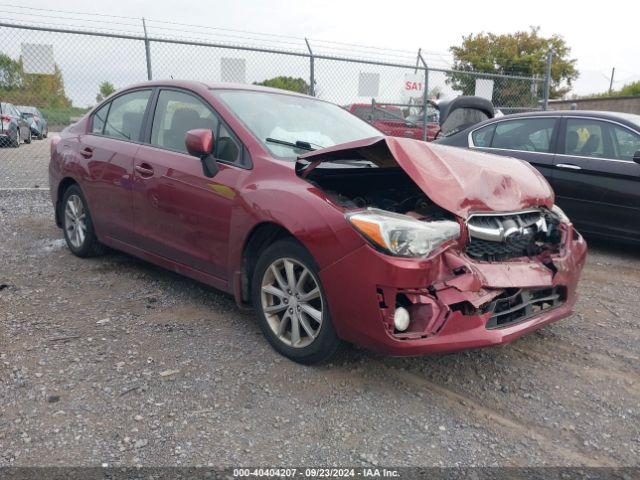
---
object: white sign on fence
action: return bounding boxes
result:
[220,58,246,84]
[401,73,424,100]
[358,72,380,97]
[21,43,55,75]
[474,78,494,101]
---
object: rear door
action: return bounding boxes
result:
[469,116,559,180]
[551,116,640,241]
[78,89,153,244]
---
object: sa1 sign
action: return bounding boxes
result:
[402,73,424,100]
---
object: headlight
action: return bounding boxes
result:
[347,208,460,258]
[551,204,571,224]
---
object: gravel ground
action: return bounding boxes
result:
[1,143,639,467]
[0,136,51,189]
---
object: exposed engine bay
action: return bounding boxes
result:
[307,166,564,262]
[307,166,455,221]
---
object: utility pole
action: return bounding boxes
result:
[609,67,615,93]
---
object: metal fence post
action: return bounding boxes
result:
[542,50,552,110]
[417,51,429,141]
[305,38,315,96]
[142,18,152,80]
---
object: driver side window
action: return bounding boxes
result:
[151,89,218,154]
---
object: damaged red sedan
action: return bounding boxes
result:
[49,81,587,364]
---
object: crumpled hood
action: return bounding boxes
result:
[298,136,554,218]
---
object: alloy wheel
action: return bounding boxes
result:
[64,194,87,249]
[260,257,323,348]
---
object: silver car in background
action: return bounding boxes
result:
[17,105,48,140]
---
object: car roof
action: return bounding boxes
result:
[462,109,640,131]
[121,79,312,98]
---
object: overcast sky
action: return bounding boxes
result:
[7,0,640,96]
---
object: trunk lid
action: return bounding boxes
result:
[297,136,554,218]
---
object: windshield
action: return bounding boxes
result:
[214,90,381,159]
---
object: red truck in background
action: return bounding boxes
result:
[344,102,439,141]
[345,96,496,142]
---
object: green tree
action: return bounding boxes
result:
[22,65,72,108]
[96,81,116,102]
[253,76,310,94]
[0,53,22,89]
[592,81,640,98]
[0,53,71,108]
[447,27,578,106]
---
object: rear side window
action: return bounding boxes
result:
[471,124,495,147]
[103,90,151,141]
[564,119,606,158]
[151,89,219,154]
[92,103,110,134]
[491,118,556,153]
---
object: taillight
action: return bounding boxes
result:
[0,114,10,122]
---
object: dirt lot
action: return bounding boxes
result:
[1,140,639,467]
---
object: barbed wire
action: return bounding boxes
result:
[0,3,454,67]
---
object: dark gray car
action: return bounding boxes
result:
[1,101,31,147]
[18,105,48,139]
[435,110,640,243]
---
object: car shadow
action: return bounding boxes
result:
[582,235,640,261]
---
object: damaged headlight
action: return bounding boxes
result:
[551,204,571,224]
[347,208,460,258]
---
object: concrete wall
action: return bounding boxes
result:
[548,96,640,114]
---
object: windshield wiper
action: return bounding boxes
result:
[265,137,323,151]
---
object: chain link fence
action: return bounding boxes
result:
[0,21,547,189]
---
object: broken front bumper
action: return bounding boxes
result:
[319,226,587,356]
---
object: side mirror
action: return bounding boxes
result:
[633,151,640,165]
[185,129,218,178]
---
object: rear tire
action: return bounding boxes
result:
[61,185,106,257]
[252,238,342,364]
[11,130,19,148]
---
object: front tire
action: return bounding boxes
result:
[252,238,342,364]
[61,185,106,257]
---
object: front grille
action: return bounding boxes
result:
[466,233,536,260]
[465,210,555,261]
[485,286,566,329]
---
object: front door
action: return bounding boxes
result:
[132,88,246,280]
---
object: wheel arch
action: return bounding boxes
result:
[55,177,79,227]
[239,222,298,306]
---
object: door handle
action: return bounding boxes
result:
[80,147,93,159]
[135,163,154,178]
[556,163,582,170]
